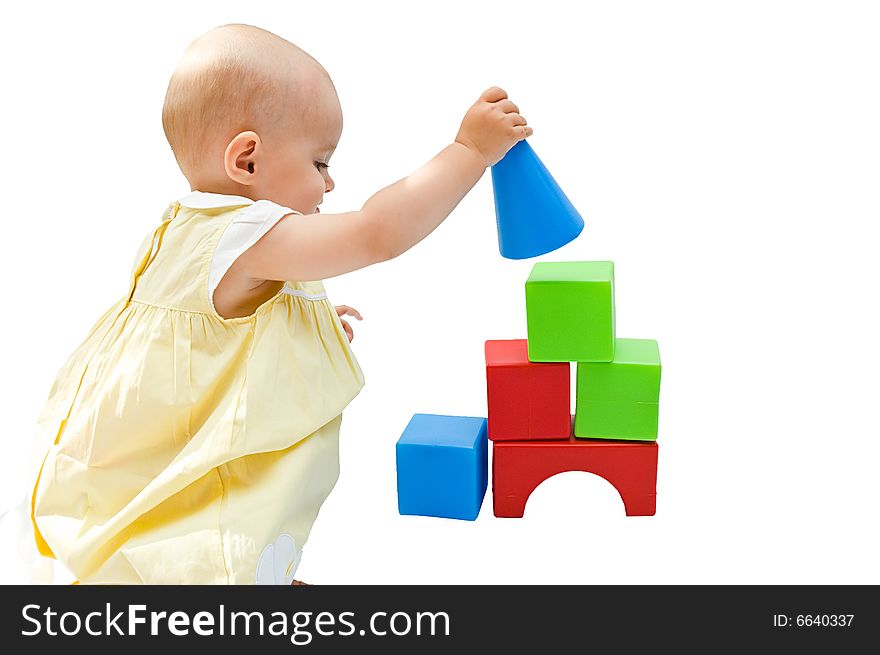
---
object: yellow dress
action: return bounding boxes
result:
[29,191,365,584]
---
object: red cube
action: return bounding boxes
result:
[485,339,570,441]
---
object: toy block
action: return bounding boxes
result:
[575,338,661,441]
[490,140,585,259]
[493,418,658,517]
[525,261,615,362]
[396,414,488,521]
[485,339,570,441]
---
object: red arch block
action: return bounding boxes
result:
[493,436,658,517]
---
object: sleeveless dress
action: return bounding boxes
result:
[29,191,365,584]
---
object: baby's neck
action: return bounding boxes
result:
[189,178,256,201]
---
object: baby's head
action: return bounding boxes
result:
[162,24,340,214]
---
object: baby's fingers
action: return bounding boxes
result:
[479,86,507,103]
[496,99,520,115]
[508,113,533,138]
[335,305,363,321]
[340,319,354,343]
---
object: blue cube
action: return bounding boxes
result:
[396,414,488,521]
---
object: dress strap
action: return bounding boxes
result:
[126,202,181,303]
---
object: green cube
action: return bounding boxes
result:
[525,261,615,362]
[574,338,660,441]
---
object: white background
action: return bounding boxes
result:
[1,0,878,584]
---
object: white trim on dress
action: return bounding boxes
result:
[178,191,255,209]
[281,286,328,301]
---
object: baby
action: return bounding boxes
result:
[27,23,531,584]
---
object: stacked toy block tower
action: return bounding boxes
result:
[487,261,661,517]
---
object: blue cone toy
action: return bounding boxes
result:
[490,140,584,259]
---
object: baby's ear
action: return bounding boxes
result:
[224,131,261,185]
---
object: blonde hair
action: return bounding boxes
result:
[162,24,328,181]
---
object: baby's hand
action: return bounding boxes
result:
[335,305,362,343]
[455,87,533,167]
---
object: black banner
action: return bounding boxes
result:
[1,585,875,652]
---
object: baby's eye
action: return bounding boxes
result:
[315,162,329,171]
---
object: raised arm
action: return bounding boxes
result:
[238,87,532,283]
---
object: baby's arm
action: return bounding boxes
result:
[237,87,531,283]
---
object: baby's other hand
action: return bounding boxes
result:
[335,305,363,343]
[455,87,533,167]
